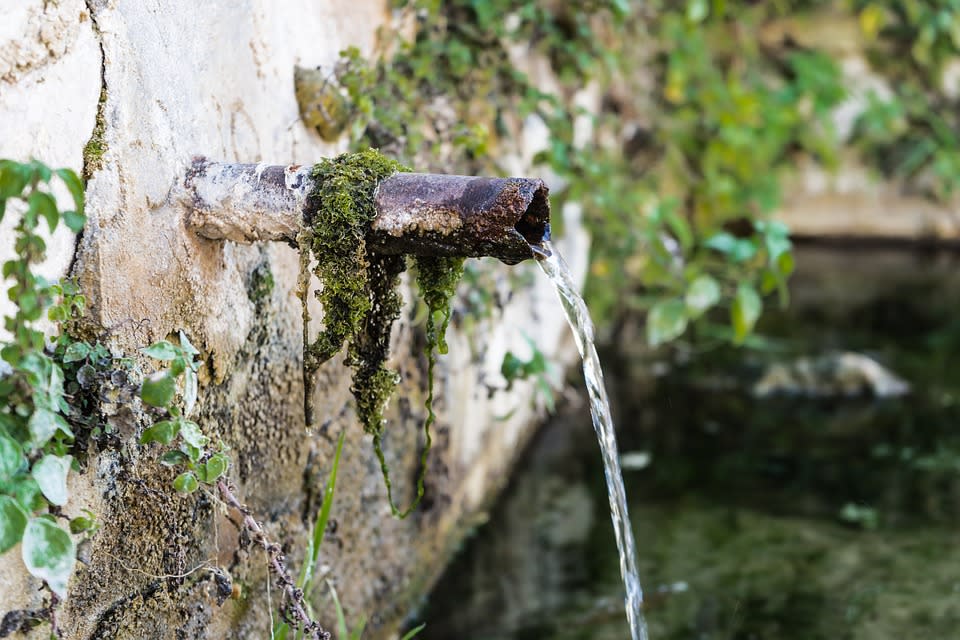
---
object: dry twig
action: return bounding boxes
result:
[217,479,330,640]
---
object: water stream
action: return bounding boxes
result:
[533,240,649,640]
[421,245,960,639]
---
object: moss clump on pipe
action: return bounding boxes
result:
[300,149,464,518]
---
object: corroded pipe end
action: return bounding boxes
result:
[370,173,551,264]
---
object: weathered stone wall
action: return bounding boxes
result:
[762,10,960,241]
[0,1,588,637]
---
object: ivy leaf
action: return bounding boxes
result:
[179,420,208,449]
[69,516,96,535]
[647,299,689,346]
[705,232,757,262]
[31,455,72,506]
[203,453,229,483]
[28,191,59,234]
[159,450,189,466]
[764,231,792,265]
[62,341,92,364]
[140,420,179,445]
[685,274,721,318]
[500,352,525,383]
[62,211,86,233]
[178,330,199,356]
[141,371,175,408]
[27,407,61,448]
[55,168,84,217]
[0,159,29,199]
[732,283,762,344]
[141,341,178,361]
[0,433,25,481]
[21,518,75,598]
[0,496,28,553]
[173,472,199,495]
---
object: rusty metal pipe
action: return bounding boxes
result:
[181,158,551,263]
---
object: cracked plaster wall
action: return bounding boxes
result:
[0,1,588,638]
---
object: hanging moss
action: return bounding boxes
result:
[300,149,465,518]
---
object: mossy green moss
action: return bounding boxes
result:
[300,149,465,518]
[82,85,108,182]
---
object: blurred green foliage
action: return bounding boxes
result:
[317,0,959,346]
[850,0,960,199]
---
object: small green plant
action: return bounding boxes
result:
[0,159,86,599]
[138,332,229,494]
[850,0,960,199]
[500,336,555,412]
[327,2,806,349]
[274,430,425,640]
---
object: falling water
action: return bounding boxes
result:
[533,239,649,640]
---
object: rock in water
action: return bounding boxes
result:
[753,352,910,398]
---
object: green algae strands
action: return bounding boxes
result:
[182,157,551,264]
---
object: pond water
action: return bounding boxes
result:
[417,246,960,640]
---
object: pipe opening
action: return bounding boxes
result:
[515,182,551,249]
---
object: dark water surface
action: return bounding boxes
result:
[418,247,960,640]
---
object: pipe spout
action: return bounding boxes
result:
[368,173,550,264]
[182,158,551,263]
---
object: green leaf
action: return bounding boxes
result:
[141,341,179,361]
[300,431,346,593]
[173,472,199,495]
[140,419,179,445]
[687,0,709,22]
[0,160,29,199]
[647,299,689,346]
[55,168,84,217]
[21,518,75,598]
[27,407,61,448]
[0,495,28,553]
[179,420,208,449]
[704,232,737,253]
[731,283,762,344]
[685,274,721,318]
[69,516,96,535]
[8,476,43,513]
[203,453,229,483]
[159,450,189,466]
[0,433,25,481]
[62,341,92,364]
[500,352,525,382]
[62,210,86,233]
[31,454,72,506]
[400,623,427,640]
[764,233,792,264]
[141,371,176,407]
[169,357,186,377]
[776,251,795,277]
[705,232,757,262]
[178,330,199,356]
[28,191,59,234]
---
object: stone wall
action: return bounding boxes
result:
[0,2,587,637]
[762,10,960,241]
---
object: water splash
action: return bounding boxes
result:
[534,239,649,640]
